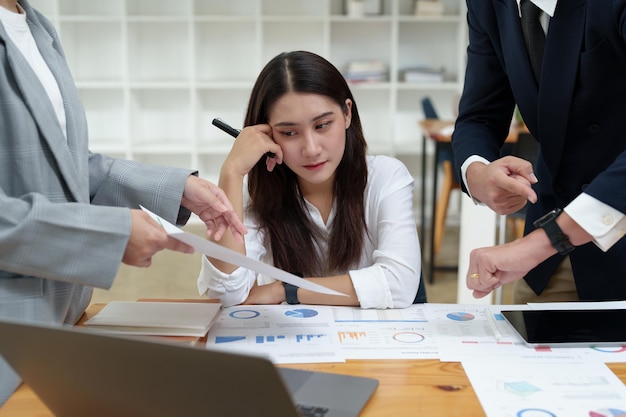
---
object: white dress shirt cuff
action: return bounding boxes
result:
[461,155,491,205]
[197,256,252,306]
[348,267,394,309]
[564,194,626,252]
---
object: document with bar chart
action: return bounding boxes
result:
[205,304,344,364]
[331,305,439,360]
[206,304,441,362]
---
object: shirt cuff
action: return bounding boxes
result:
[461,155,491,205]
[348,267,394,309]
[197,256,252,306]
[564,194,626,252]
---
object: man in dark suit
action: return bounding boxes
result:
[452,0,626,302]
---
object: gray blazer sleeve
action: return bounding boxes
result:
[0,3,195,289]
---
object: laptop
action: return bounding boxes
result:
[0,319,378,417]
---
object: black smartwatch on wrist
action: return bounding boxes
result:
[533,208,575,255]
[283,282,300,305]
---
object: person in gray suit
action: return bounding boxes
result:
[0,0,247,405]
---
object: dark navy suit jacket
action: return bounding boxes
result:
[452,0,626,300]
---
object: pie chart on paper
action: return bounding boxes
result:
[285,308,319,318]
[446,312,475,321]
[589,409,626,417]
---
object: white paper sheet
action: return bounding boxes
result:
[463,358,626,417]
[331,305,439,359]
[141,207,346,297]
[205,305,440,362]
[527,301,626,310]
[206,304,344,364]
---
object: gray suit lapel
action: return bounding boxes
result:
[27,11,90,201]
[0,11,86,202]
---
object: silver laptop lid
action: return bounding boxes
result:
[0,319,378,417]
[0,319,300,417]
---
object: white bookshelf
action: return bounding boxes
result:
[29,0,467,194]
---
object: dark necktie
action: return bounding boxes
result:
[520,0,545,83]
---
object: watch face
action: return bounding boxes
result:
[534,208,562,228]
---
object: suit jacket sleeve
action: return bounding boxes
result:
[452,1,521,193]
[0,158,193,289]
[89,152,195,225]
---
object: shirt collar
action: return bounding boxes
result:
[516,0,557,17]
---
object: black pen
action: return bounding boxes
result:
[212,118,275,158]
[212,117,241,138]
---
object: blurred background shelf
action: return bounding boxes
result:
[31,0,467,229]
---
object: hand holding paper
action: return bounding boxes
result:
[141,207,346,297]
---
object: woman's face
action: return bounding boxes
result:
[268,92,352,192]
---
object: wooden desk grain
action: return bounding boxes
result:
[2,302,626,417]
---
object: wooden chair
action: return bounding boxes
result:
[434,159,461,254]
[421,97,461,256]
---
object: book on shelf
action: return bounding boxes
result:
[344,0,382,17]
[402,66,445,83]
[414,0,445,16]
[345,59,388,83]
[84,301,222,337]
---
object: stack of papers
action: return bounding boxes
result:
[85,301,222,337]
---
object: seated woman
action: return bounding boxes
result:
[197,50,423,308]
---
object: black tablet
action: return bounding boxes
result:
[500,309,626,348]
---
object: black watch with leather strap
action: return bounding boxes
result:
[533,208,575,256]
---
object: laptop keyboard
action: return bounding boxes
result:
[296,404,330,417]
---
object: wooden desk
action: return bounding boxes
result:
[5,357,626,417]
[3,302,626,417]
[1,359,484,417]
[418,119,527,283]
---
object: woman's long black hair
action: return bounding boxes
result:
[245,51,368,276]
